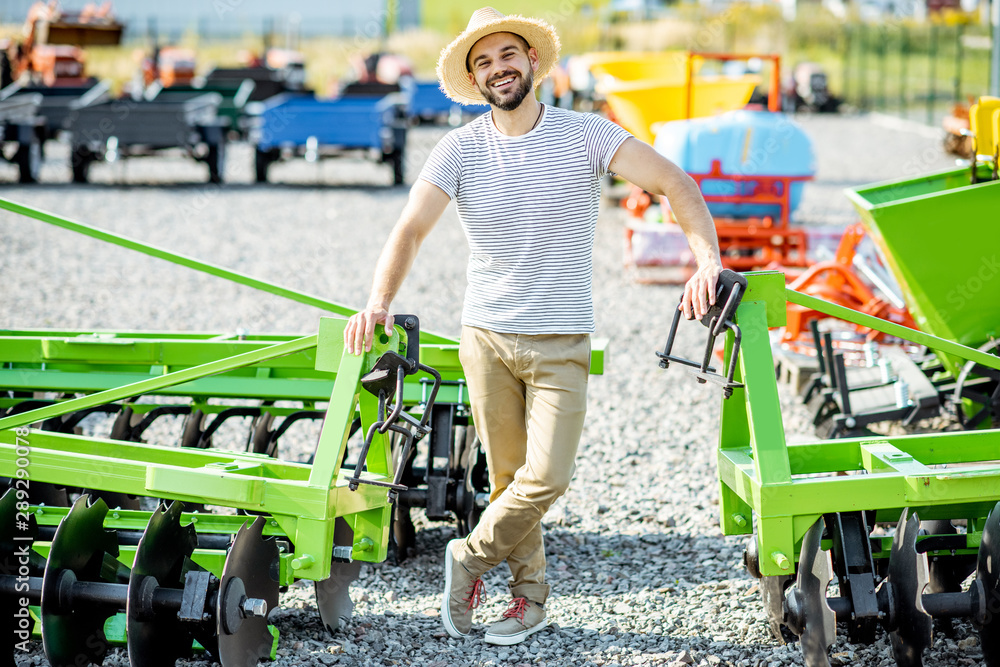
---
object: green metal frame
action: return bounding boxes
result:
[718,271,1000,577]
[1,318,406,579]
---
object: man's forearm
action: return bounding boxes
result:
[663,172,721,269]
[367,225,422,310]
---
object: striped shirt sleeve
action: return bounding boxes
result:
[418,130,463,199]
[582,113,633,178]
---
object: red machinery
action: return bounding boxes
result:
[622,53,820,279]
[141,46,197,88]
[782,223,917,345]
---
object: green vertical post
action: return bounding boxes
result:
[878,25,888,111]
[719,332,754,536]
[953,24,964,104]
[719,333,750,453]
[929,22,939,126]
[735,301,791,487]
[842,24,852,106]
[992,0,1000,95]
[858,23,868,111]
[899,25,908,117]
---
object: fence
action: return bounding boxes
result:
[839,22,993,125]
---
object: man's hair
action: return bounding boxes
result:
[465,32,531,73]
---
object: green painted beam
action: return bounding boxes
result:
[738,301,791,485]
[786,430,1000,469]
[0,369,471,406]
[0,430,390,526]
[0,335,318,431]
[0,197,457,345]
[786,288,1000,371]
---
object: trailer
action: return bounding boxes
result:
[408,80,489,125]
[148,79,256,139]
[205,63,304,102]
[0,94,45,183]
[0,79,111,143]
[250,93,408,186]
[64,92,228,184]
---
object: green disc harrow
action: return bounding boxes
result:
[659,269,1000,667]
[0,198,605,666]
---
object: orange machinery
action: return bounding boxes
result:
[8,1,123,87]
[623,53,818,276]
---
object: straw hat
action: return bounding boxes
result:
[436,7,561,106]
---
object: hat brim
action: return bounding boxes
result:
[436,15,561,106]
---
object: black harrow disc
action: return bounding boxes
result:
[41,496,122,667]
[886,509,933,667]
[315,517,361,634]
[785,518,835,667]
[977,501,1000,666]
[127,502,198,667]
[1,488,43,667]
[922,520,976,594]
[216,516,279,667]
[760,575,794,642]
[455,429,487,538]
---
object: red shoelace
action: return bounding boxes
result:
[464,577,486,612]
[502,597,529,621]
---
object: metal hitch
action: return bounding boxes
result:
[656,269,747,398]
[349,314,442,500]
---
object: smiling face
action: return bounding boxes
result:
[466,31,539,111]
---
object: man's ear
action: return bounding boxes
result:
[528,46,539,73]
[467,71,475,85]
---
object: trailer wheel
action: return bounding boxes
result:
[16,136,41,184]
[254,148,273,183]
[207,142,226,184]
[71,147,93,184]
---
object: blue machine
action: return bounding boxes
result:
[409,80,489,125]
[652,110,815,219]
[251,93,408,185]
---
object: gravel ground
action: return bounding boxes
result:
[2,112,973,667]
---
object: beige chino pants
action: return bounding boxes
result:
[456,326,590,605]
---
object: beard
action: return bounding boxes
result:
[477,68,534,111]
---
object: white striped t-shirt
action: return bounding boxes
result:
[418,105,632,335]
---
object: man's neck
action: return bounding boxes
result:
[491,98,543,137]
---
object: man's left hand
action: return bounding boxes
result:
[681,262,722,320]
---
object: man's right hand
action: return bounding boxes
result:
[344,307,394,355]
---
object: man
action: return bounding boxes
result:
[344,7,722,646]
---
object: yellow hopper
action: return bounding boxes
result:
[597,74,759,143]
[584,51,700,83]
